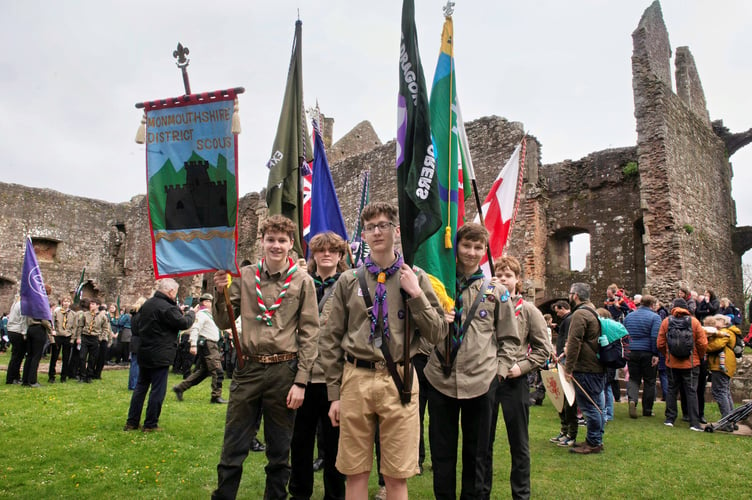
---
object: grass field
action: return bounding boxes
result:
[1,351,751,499]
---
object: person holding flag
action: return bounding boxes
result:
[19,238,53,388]
[423,223,519,499]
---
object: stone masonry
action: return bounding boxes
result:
[1,1,751,395]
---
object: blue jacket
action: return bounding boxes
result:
[623,306,661,354]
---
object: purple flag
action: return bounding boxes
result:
[20,238,52,320]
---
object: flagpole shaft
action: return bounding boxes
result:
[223,286,245,370]
[471,178,494,271]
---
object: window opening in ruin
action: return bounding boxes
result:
[31,238,58,262]
[177,201,184,210]
[570,233,590,272]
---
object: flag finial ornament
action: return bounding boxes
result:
[443,1,455,17]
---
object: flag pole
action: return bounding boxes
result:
[222,283,245,370]
[457,103,494,272]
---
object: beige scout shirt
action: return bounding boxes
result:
[189,309,221,345]
[424,279,520,400]
[81,311,108,338]
[53,308,75,338]
[320,267,448,401]
[511,298,553,376]
[309,277,338,385]
[213,260,320,386]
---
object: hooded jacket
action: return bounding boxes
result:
[657,307,707,369]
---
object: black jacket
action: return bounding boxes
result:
[136,291,195,369]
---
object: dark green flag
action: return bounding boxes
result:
[396,0,442,266]
[265,19,312,256]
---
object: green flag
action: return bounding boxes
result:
[265,19,312,256]
[396,0,441,267]
[73,267,86,305]
[414,14,471,310]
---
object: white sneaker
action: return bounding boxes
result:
[690,426,703,432]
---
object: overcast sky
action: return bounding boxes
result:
[2,1,750,230]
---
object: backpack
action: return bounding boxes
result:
[585,308,630,368]
[666,316,694,359]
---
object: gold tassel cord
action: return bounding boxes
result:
[135,113,146,144]
[231,97,241,134]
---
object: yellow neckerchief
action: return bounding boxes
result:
[89,311,96,333]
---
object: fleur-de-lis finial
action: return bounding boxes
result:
[173,43,190,68]
[443,1,455,17]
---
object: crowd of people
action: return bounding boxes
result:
[547,281,749,455]
[3,203,751,500]
[4,294,136,387]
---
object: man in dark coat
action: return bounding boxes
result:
[124,279,196,432]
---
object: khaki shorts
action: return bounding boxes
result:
[335,361,419,478]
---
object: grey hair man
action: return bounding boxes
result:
[124,278,196,432]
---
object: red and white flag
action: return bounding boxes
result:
[475,143,522,275]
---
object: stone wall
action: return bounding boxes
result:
[632,0,742,306]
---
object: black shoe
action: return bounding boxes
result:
[312,458,324,472]
[251,438,266,452]
[27,383,42,388]
[173,387,184,401]
[48,378,55,384]
[699,417,708,424]
[123,424,140,431]
[210,397,227,404]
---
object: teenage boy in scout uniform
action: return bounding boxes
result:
[483,256,552,500]
[423,222,520,500]
[319,202,447,500]
[49,297,75,383]
[211,214,320,500]
[289,231,347,500]
[78,298,108,383]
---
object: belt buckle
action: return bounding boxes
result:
[376,360,386,370]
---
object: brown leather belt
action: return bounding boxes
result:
[243,352,297,364]
[346,353,403,371]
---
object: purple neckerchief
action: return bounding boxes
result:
[364,253,404,343]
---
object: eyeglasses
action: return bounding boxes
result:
[363,221,396,233]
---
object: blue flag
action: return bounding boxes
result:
[305,119,348,251]
[20,238,52,321]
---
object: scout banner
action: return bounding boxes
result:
[137,89,242,278]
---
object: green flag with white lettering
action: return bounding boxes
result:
[396,0,441,267]
[265,20,312,256]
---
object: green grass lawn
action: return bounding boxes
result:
[1,350,751,499]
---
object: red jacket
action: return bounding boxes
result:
[657,307,707,368]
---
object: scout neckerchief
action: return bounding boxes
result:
[513,296,524,317]
[313,273,340,314]
[255,257,297,326]
[363,253,403,344]
[88,311,96,333]
[62,310,68,330]
[440,270,489,375]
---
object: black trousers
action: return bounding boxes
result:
[413,353,430,467]
[94,339,108,378]
[79,335,99,381]
[428,377,497,500]
[22,324,47,385]
[484,375,531,500]
[214,360,297,500]
[49,336,73,382]
[5,331,26,383]
[289,382,344,500]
